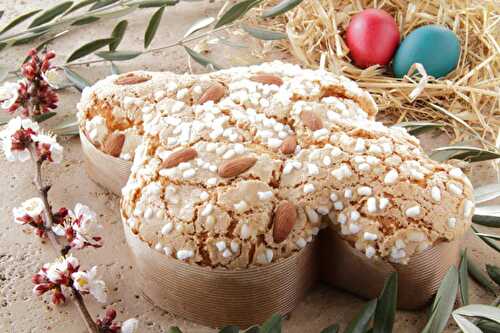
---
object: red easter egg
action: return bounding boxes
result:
[346,9,400,68]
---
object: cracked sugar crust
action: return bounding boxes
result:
[80,61,472,268]
[77,61,377,161]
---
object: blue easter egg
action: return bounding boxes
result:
[393,25,460,78]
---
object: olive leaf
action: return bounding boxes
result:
[262,0,303,18]
[486,265,500,286]
[33,112,57,123]
[393,121,444,136]
[66,37,114,62]
[183,46,221,70]
[214,0,263,29]
[242,24,287,40]
[184,17,215,38]
[71,16,100,25]
[89,0,120,10]
[430,146,500,163]
[452,314,483,333]
[12,30,49,46]
[475,232,500,241]
[477,320,500,333]
[421,266,459,333]
[94,5,138,20]
[320,323,339,333]
[373,272,397,333]
[168,327,182,333]
[344,299,377,333]
[454,304,500,324]
[144,6,165,48]
[473,214,500,228]
[64,0,99,16]
[472,225,500,252]
[244,326,260,333]
[63,67,91,91]
[467,257,497,295]
[50,116,79,136]
[109,20,128,51]
[218,326,239,333]
[96,50,142,61]
[0,9,42,35]
[29,2,74,28]
[459,250,470,305]
[474,184,500,204]
[134,0,180,8]
[260,313,282,333]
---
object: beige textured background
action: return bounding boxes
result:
[0,1,498,332]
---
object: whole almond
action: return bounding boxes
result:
[198,82,226,105]
[250,74,284,86]
[161,148,198,169]
[115,74,150,85]
[300,111,323,131]
[280,135,297,154]
[273,201,297,243]
[218,156,257,178]
[103,133,125,157]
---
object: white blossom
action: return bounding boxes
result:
[45,255,80,284]
[0,81,19,109]
[12,197,45,224]
[121,318,139,333]
[0,117,39,162]
[68,203,102,249]
[71,266,107,303]
[32,133,64,163]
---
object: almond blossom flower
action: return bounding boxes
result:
[12,197,46,236]
[72,266,107,303]
[0,116,38,162]
[32,133,64,163]
[0,81,20,109]
[96,309,139,333]
[121,318,139,333]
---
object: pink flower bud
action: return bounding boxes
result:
[51,290,66,305]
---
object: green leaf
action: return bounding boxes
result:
[373,272,398,333]
[33,112,57,123]
[454,304,500,324]
[29,2,74,28]
[184,17,215,38]
[219,326,239,333]
[262,0,303,18]
[94,5,138,19]
[260,314,282,333]
[214,0,263,29]
[135,0,179,7]
[421,266,459,333]
[430,146,500,163]
[242,25,287,40]
[244,326,260,333]
[477,320,500,333]
[12,30,48,46]
[472,225,500,252]
[320,323,339,333]
[0,9,42,35]
[475,232,500,241]
[393,121,444,136]
[109,20,128,51]
[467,257,497,295]
[452,314,482,333]
[66,38,114,62]
[96,50,142,61]
[89,0,119,10]
[71,16,100,25]
[345,299,377,333]
[51,116,79,136]
[168,327,183,333]
[184,46,221,70]
[473,214,500,227]
[474,184,500,204]
[459,250,469,305]
[64,0,99,16]
[486,265,500,286]
[63,67,91,91]
[144,6,165,48]
[110,62,120,74]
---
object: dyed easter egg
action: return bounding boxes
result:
[393,25,460,78]
[346,9,400,68]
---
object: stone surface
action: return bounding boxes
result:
[0,1,498,332]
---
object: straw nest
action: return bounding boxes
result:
[246,0,500,148]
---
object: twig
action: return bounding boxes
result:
[28,146,99,333]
